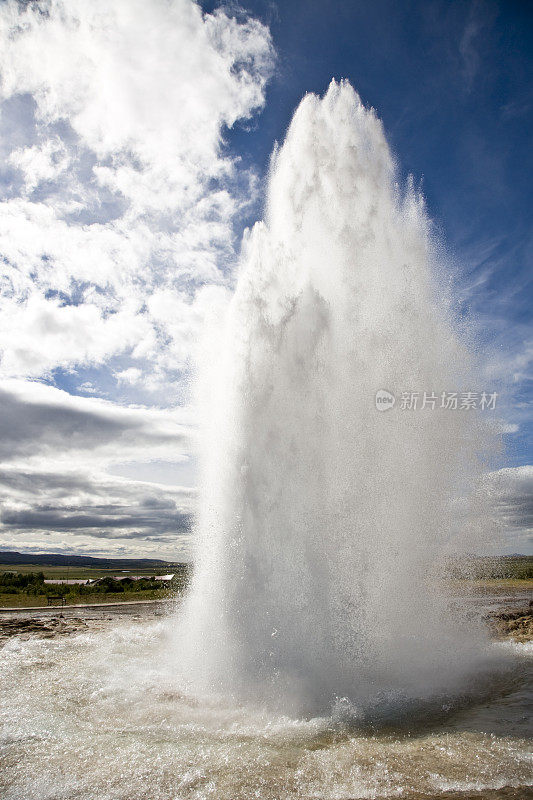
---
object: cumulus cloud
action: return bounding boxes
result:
[0,380,197,557]
[487,465,533,551]
[0,466,196,558]
[0,1,274,555]
[0,469,194,533]
[0,379,194,467]
[0,0,273,384]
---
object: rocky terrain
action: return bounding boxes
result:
[488,601,533,642]
[0,597,531,644]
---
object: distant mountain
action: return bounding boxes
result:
[0,551,188,569]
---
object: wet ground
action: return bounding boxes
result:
[1,590,531,800]
[1,591,531,644]
[0,599,174,640]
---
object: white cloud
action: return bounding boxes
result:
[0,0,274,381]
[0,379,195,468]
[458,1,496,94]
[0,379,197,557]
[0,0,274,554]
[8,138,72,193]
[116,368,143,386]
[484,465,533,553]
[0,291,151,377]
[0,467,196,559]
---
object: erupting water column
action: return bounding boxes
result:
[177,80,494,716]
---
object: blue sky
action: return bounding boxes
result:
[218,0,532,465]
[227,0,532,554]
[0,0,530,556]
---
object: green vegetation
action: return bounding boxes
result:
[447,555,533,581]
[0,557,530,609]
[0,590,171,608]
[0,571,47,596]
[0,564,180,579]
[0,566,191,607]
[484,556,533,580]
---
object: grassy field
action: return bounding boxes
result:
[0,564,176,579]
[1,579,531,608]
[0,557,530,609]
[0,564,190,608]
[0,589,174,608]
[469,577,533,589]
[450,577,533,592]
[1,579,531,609]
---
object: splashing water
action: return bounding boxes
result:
[176,80,499,716]
[1,82,530,800]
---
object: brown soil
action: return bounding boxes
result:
[487,602,533,643]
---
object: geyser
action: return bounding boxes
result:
[177,80,496,716]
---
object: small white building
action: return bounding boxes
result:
[99,574,176,582]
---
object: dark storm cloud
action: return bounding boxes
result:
[1,507,192,533]
[0,386,127,460]
[0,381,192,463]
[490,467,533,536]
[496,494,533,529]
[0,380,196,549]
[0,464,195,545]
[0,469,91,495]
